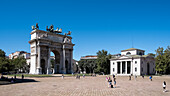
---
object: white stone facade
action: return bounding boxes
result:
[110,48,155,76]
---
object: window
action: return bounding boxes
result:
[139,52,143,55]
[135,61,137,64]
[135,67,137,72]
[113,62,115,65]
[126,52,131,55]
[113,68,114,72]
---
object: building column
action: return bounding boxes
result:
[120,62,122,74]
[47,48,51,74]
[131,61,133,75]
[125,61,127,74]
[62,45,66,74]
[37,46,41,74]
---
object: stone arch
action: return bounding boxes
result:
[29,29,74,74]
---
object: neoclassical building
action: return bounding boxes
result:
[110,48,155,76]
[29,26,74,74]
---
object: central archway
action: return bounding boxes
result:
[51,50,60,74]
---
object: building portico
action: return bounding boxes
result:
[110,48,155,76]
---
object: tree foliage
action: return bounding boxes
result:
[155,46,170,74]
[78,59,97,73]
[0,49,28,73]
[96,50,111,74]
[11,56,28,73]
[0,49,5,58]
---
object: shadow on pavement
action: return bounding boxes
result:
[0,78,38,85]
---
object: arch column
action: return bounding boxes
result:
[37,46,41,74]
[62,45,66,74]
[47,47,51,74]
[70,49,73,73]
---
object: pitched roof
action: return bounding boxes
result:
[121,48,145,52]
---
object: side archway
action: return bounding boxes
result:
[41,59,46,74]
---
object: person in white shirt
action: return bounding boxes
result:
[163,81,166,92]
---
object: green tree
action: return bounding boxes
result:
[78,59,97,74]
[155,47,166,74]
[0,49,13,73]
[12,56,28,73]
[163,46,170,74]
[51,59,55,68]
[0,49,5,58]
[96,50,111,74]
[0,57,12,73]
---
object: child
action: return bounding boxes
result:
[106,76,108,82]
[114,78,116,88]
[108,78,112,88]
[149,76,152,81]
[163,81,166,92]
[129,75,131,80]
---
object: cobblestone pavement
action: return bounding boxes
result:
[0,75,170,96]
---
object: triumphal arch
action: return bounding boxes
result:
[29,24,75,74]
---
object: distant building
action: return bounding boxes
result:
[80,55,97,60]
[9,51,31,65]
[110,48,155,76]
[9,51,30,59]
[79,55,97,74]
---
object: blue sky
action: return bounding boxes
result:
[0,0,170,60]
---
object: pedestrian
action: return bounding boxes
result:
[113,78,116,88]
[22,74,24,80]
[134,75,137,81]
[129,75,131,80]
[78,74,80,79]
[113,74,115,79]
[83,74,85,78]
[163,81,166,92]
[149,75,152,81]
[14,75,16,80]
[62,74,64,79]
[142,75,144,79]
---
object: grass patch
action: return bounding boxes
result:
[65,74,93,76]
[6,74,54,77]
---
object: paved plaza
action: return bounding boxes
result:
[0,75,170,96]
